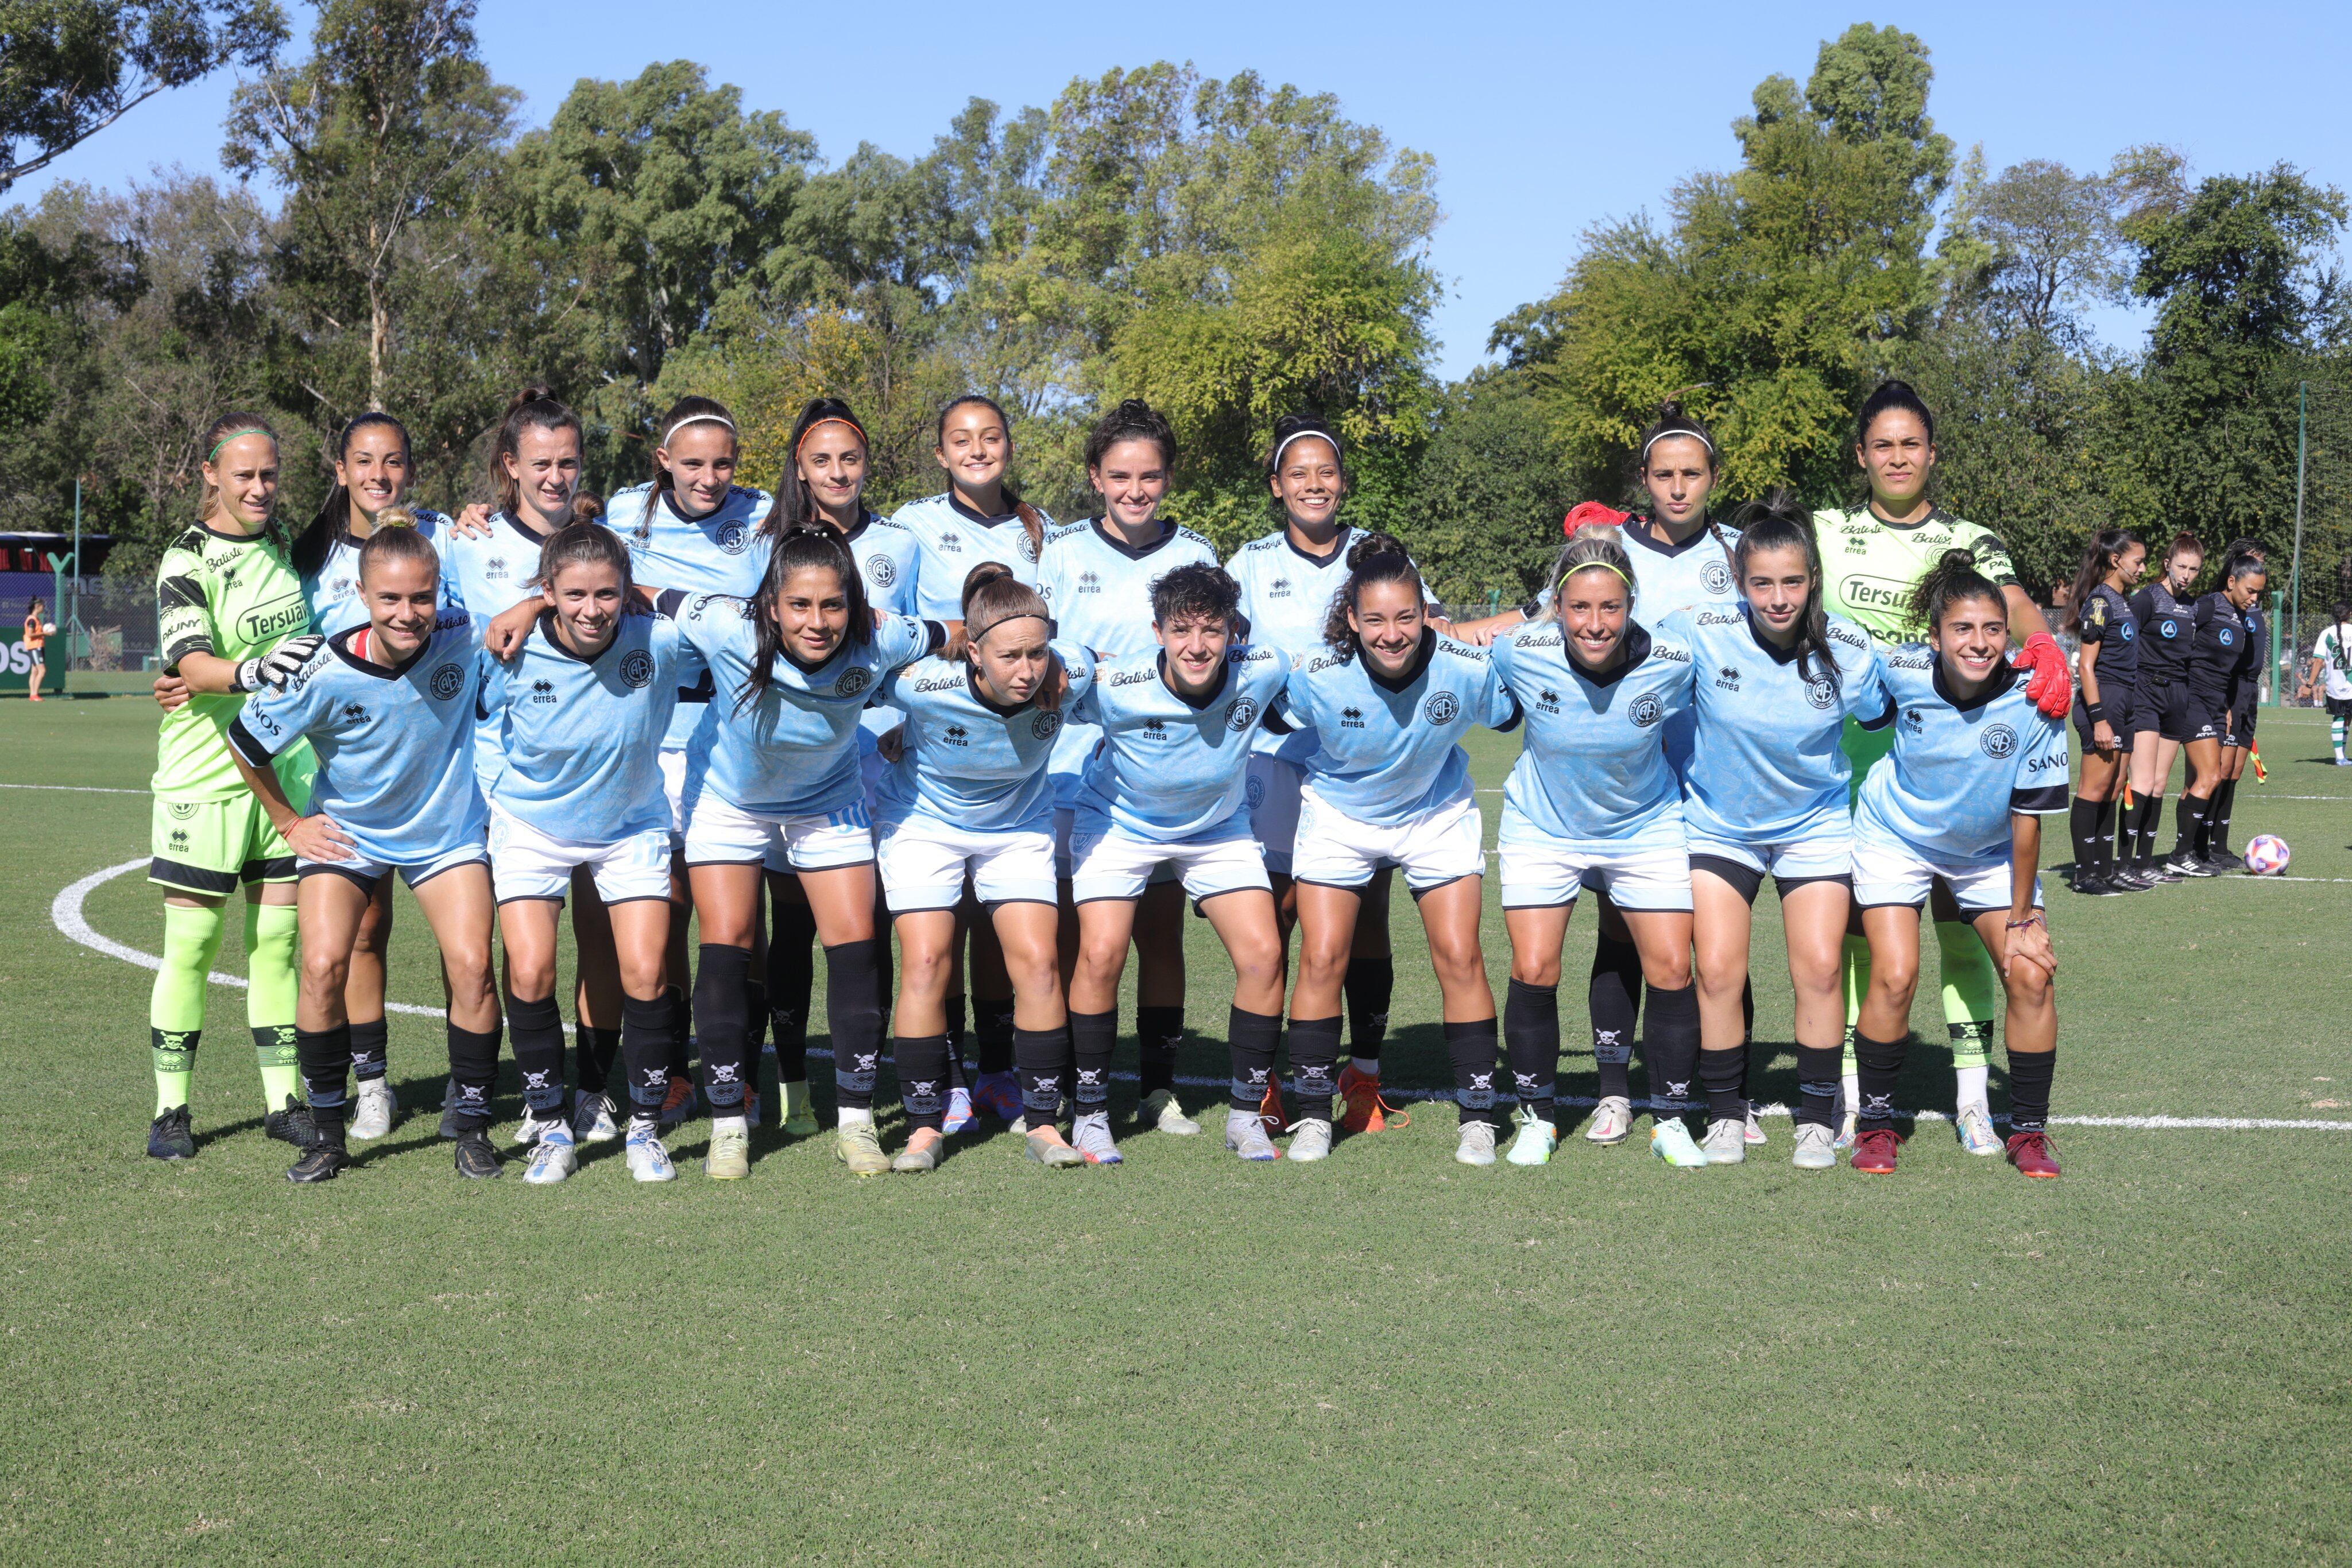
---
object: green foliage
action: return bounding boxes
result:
[1395,369,1570,606]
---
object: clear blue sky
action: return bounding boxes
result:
[12,1,2347,378]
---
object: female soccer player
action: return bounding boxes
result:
[226,526,500,1182]
[893,395,1053,616]
[674,525,942,1179]
[21,597,45,701]
[478,522,687,1184]
[2062,530,2146,895]
[2125,533,2204,882]
[2307,602,2352,765]
[1491,529,1706,1168]
[142,413,322,1161]
[2164,553,2268,877]
[1225,415,1409,1135]
[1848,551,2068,1178]
[1039,401,1218,1135]
[874,563,1090,1170]
[1065,564,1290,1163]
[2208,541,2268,869]
[1674,498,1887,1169]
[1274,536,1516,1164]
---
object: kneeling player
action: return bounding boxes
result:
[1848,551,2066,1178]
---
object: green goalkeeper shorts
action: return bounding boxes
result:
[150,794,297,896]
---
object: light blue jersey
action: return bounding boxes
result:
[477,609,684,844]
[614,482,776,754]
[303,509,455,635]
[1491,620,1695,849]
[877,643,1098,831]
[1855,651,2069,866]
[1668,605,1888,845]
[889,491,1053,621]
[1275,632,1518,826]
[438,510,551,622]
[229,622,488,865]
[675,594,939,819]
[1037,518,1220,807]
[845,511,918,617]
[1074,645,1290,841]
[1228,526,1433,767]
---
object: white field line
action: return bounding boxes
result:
[2,781,149,794]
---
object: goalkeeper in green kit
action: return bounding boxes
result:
[142,414,325,1159]
[1817,382,2072,1153]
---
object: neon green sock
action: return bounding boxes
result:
[1840,934,1870,1075]
[1935,919,1998,1070]
[246,901,303,1110]
[151,902,226,1114]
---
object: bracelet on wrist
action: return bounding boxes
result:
[2005,913,2046,930]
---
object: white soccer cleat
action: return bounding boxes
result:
[1287,1117,1333,1163]
[1454,1120,1499,1167]
[1504,1110,1556,1167]
[1743,1108,1767,1146]
[1142,1088,1201,1136]
[1955,1103,2003,1156]
[1700,1117,1747,1164]
[624,1121,675,1183]
[571,1090,619,1145]
[512,1107,564,1147]
[523,1126,577,1184]
[1790,1122,1837,1170]
[1584,1095,1633,1144]
[347,1079,398,1141]
[1224,1109,1279,1162]
[1071,1111,1124,1165]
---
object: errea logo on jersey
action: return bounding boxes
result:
[1267,578,1292,597]
[1077,571,1101,593]
[1140,718,1168,741]
[942,723,970,746]
[1340,705,1365,728]
[530,678,557,704]
[1714,665,1741,690]
[1535,687,1562,713]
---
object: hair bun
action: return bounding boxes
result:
[1344,531,1408,570]
[509,383,559,413]
[570,492,604,523]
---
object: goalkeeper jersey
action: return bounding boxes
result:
[153,520,315,803]
[1813,505,2019,648]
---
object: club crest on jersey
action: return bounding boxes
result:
[1018,533,1039,563]
[2219,628,2234,645]
[428,663,465,701]
[867,554,896,586]
[1031,711,1060,740]
[1628,693,1665,729]
[835,666,872,698]
[1701,559,1733,595]
[1225,698,1258,733]
[169,801,198,819]
[1805,673,1838,710]
[1424,692,1460,725]
[1246,775,1266,807]
[2160,619,2179,638]
[619,649,655,688]
[717,521,748,555]
[1980,723,2019,760]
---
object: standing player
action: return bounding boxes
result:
[2163,554,2267,877]
[2207,541,2269,870]
[1815,381,2070,1152]
[1848,551,2067,1179]
[1274,536,1517,1164]
[225,527,501,1181]
[1491,530,1706,1169]
[1065,565,1290,1163]
[1038,401,1218,1137]
[2307,602,2352,764]
[2123,534,2206,882]
[21,597,45,700]
[1673,498,1887,1169]
[2061,530,2146,895]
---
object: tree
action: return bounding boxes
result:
[0,0,285,192]
[1396,369,1570,606]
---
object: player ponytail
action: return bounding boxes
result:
[2225,552,2268,589]
[569,490,604,525]
[354,513,439,585]
[295,412,410,580]
[639,396,738,540]
[1322,531,1422,656]
[961,560,1049,651]
[2064,528,2142,634]
[490,385,582,522]
[1537,528,1637,624]
[529,520,635,599]
[1731,490,1839,698]
[935,394,1046,560]
[738,524,871,713]
[1908,548,2002,637]
[1858,379,1936,447]
[765,397,868,540]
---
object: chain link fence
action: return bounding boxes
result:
[2,575,158,671]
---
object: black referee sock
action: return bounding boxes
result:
[2069,797,2102,874]
[1854,1028,1907,1132]
[692,944,752,1113]
[2210,778,2237,857]
[823,939,885,1114]
[1226,1006,1281,1113]
[1795,1044,1842,1130]
[446,1021,502,1132]
[2135,795,2165,869]
[1699,1046,1747,1123]
[2006,1050,2056,1134]
[2091,796,2119,876]
[1287,1016,1342,1119]
[347,1017,389,1083]
[894,1034,951,1132]
[2171,796,2208,864]
[1503,978,1559,1126]
[1137,1004,1183,1095]
[1343,956,1392,1067]
[506,993,567,1116]
[1643,982,1700,1120]
[1013,1025,1067,1124]
[619,994,672,1118]
[1445,1017,1503,1129]
[1589,936,1641,1101]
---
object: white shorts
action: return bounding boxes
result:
[297,838,488,895]
[1291,785,1484,893]
[1497,806,1689,911]
[1685,801,1854,884]
[1245,754,1305,874]
[1056,803,1175,886]
[488,806,674,906]
[659,748,689,839]
[860,744,889,824]
[880,811,1055,911]
[1068,811,1271,905]
[1851,834,2042,918]
[684,792,875,873]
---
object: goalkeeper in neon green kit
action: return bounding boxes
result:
[1816,381,2072,1153]
[142,415,325,1159]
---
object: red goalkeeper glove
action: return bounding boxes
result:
[1563,501,1631,537]
[2011,631,2073,717]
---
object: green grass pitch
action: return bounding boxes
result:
[4,696,2350,1562]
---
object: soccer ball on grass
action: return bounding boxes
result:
[2243,834,2291,875]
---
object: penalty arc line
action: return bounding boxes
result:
[48,859,2352,1133]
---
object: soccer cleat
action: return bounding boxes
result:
[2110,867,2154,892]
[1258,1077,1289,1139]
[1225,1108,1281,1162]
[147,1105,195,1162]
[1337,1064,1406,1133]
[2163,854,2215,879]
[1743,1108,1767,1146]
[971,1071,1023,1122]
[524,1125,578,1184]
[2200,851,2240,876]
[834,1117,889,1176]
[1288,1117,1334,1163]
[1790,1122,1837,1169]
[511,1106,565,1147]
[452,1128,502,1179]
[1023,1128,1084,1168]
[705,1121,751,1180]
[2071,873,2117,896]
[1700,1118,1747,1164]
[2005,1130,2062,1178]
[1850,1128,1901,1174]
[1504,1109,1556,1167]
[265,1094,320,1149]
[348,1079,399,1141]
[287,1143,350,1183]
[1650,1119,1708,1168]
[941,1086,977,1136]
[571,1090,620,1145]
[625,1121,675,1183]
[1072,1111,1124,1165]
[780,1080,818,1137]
[656,1075,698,1130]
[1140,1088,1201,1136]
[1835,1111,1858,1151]
[1584,1095,1633,1145]
[2142,862,2183,884]
[892,1129,943,1174]
[1454,1120,1499,1167]
[1954,1103,2003,1157]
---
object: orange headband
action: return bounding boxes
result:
[796,416,868,456]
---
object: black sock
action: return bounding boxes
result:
[1137,1004,1183,1095]
[446,1021,502,1131]
[1071,1011,1115,1118]
[2091,796,2119,876]
[620,994,672,1117]
[2171,796,2207,862]
[506,993,568,1115]
[2006,1050,2055,1133]
[1642,982,1700,1120]
[2136,795,2165,868]
[1445,1017,1503,1128]
[1341,957,1392,1065]
[2069,796,2102,873]
[2210,777,2237,855]
[575,1025,618,1095]
[945,992,967,1069]
[296,1023,353,1142]
[823,939,885,1113]
[692,944,752,1114]
[765,910,813,1082]
[894,1034,951,1132]
[1854,1028,1907,1131]
[663,982,692,1082]
[1503,979,1559,1126]
[1287,1016,1342,1121]
[974,996,1016,1076]
[1225,1006,1281,1113]
[1013,1025,1067,1124]
[347,1017,389,1082]
[1699,1046,1746,1122]
[1796,1044,1841,1129]
[1589,936,1641,1099]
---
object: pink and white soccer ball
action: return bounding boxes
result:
[2243,834,2291,875]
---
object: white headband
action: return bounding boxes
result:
[1272,429,1341,469]
[1640,425,1714,464]
[670,413,737,436]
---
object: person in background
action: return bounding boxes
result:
[22,596,48,701]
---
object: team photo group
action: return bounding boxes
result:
[139,370,2284,1189]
